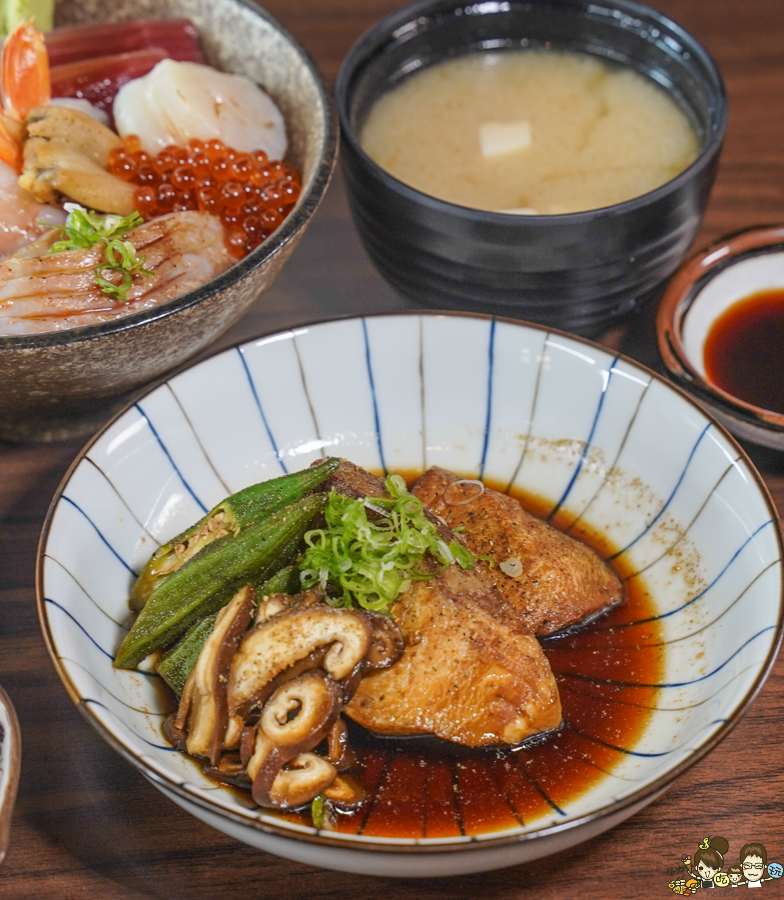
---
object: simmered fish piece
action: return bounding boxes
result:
[320,457,387,501]
[345,563,562,747]
[412,467,622,635]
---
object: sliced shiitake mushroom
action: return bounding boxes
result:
[363,611,405,671]
[227,605,373,719]
[325,717,356,772]
[170,584,255,766]
[223,714,244,751]
[323,773,366,810]
[245,728,338,809]
[254,587,323,626]
[268,753,337,809]
[254,594,288,624]
[203,751,251,789]
[234,647,328,724]
[259,670,342,757]
[246,728,293,806]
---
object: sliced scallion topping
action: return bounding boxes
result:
[49,204,144,251]
[298,474,481,614]
[311,794,327,829]
[47,204,152,303]
[94,239,154,303]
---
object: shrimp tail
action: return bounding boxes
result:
[0,22,51,170]
[0,116,22,170]
[1,22,52,122]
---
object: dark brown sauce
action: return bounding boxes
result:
[703,288,784,414]
[275,478,665,839]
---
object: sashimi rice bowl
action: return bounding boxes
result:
[0,0,336,440]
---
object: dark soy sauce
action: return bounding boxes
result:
[281,483,665,839]
[703,288,784,414]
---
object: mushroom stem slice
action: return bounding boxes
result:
[259,670,342,756]
[223,715,244,750]
[268,753,337,809]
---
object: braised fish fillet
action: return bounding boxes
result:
[321,457,389,502]
[345,563,562,746]
[412,467,622,635]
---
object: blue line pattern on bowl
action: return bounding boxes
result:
[362,317,388,476]
[237,347,289,474]
[60,496,137,576]
[136,404,209,514]
[38,314,782,851]
[549,352,621,520]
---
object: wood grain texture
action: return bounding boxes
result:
[1,1,783,896]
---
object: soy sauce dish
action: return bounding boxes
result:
[37,313,782,877]
[658,225,784,450]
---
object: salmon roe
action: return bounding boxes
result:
[108,136,302,258]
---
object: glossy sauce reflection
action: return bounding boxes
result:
[288,481,665,839]
[703,288,784,414]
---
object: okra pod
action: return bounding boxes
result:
[257,563,300,598]
[115,492,326,669]
[156,613,218,696]
[130,457,339,609]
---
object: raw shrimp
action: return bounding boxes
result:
[0,22,51,170]
[1,22,50,122]
[0,159,65,257]
[113,59,287,160]
[0,210,232,334]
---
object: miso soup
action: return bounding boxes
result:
[360,50,699,215]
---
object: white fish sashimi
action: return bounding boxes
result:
[113,59,288,160]
[0,211,233,334]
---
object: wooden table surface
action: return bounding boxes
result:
[2,1,784,897]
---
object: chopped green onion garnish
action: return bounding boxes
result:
[47,204,152,303]
[311,794,327,829]
[49,204,144,251]
[298,474,480,614]
[94,239,154,303]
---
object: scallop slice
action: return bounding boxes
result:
[112,74,167,152]
[113,59,287,160]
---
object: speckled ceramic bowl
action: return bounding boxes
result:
[658,225,784,450]
[0,0,337,442]
[38,312,783,877]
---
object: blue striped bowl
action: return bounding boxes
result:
[37,312,783,877]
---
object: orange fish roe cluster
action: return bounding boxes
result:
[107,136,302,258]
